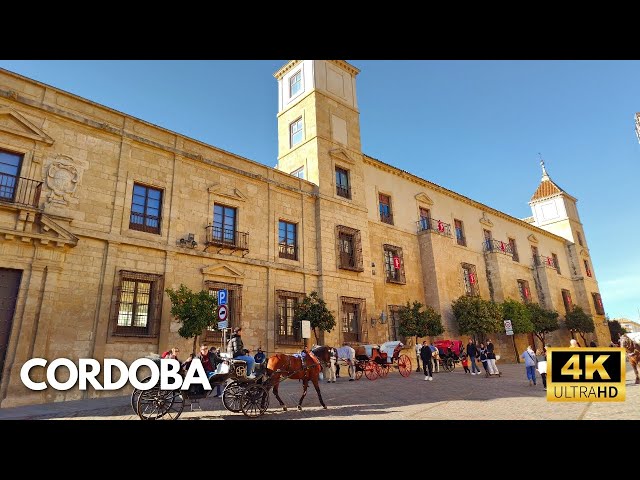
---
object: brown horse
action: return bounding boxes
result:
[266,348,327,411]
[619,333,640,385]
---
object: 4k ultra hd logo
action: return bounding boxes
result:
[547,347,626,402]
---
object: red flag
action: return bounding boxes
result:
[393,256,401,270]
[500,241,505,252]
[438,221,444,232]
[524,288,529,298]
[547,257,552,265]
[469,273,476,285]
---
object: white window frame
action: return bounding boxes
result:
[289,70,303,98]
[290,117,304,147]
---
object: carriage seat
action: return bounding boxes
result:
[220,352,233,360]
[211,361,230,377]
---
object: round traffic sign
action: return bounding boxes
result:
[218,304,228,321]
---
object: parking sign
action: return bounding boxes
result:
[218,289,228,306]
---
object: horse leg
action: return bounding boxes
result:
[633,358,640,384]
[297,376,309,410]
[312,375,327,409]
[271,376,287,411]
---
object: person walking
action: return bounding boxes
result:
[325,346,337,383]
[521,345,538,386]
[466,339,481,375]
[461,352,470,374]
[536,347,548,390]
[420,340,433,381]
[415,341,422,373]
[486,339,500,375]
[430,342,440,374]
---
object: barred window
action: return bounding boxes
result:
[583,259,592,277]
[112,270,163,337]
[517,279,531,304]
[276,290,306,346]
[509,238,519,262]
[379,193,393,225]
[454,219,466,246]
[336,225,364,272]
[204,281,242,343]
[462,263,479,296]
[388,305,402,342]
[341,297,365,343]
[531,245,540,266]
[383,244,406,284]
[552,253,560,274]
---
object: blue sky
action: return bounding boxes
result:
[1,60,638,322]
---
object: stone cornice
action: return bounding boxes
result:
[362,155,568,245]
[328,60,360,76]
[273,60,360,80]
[273,60,303,80]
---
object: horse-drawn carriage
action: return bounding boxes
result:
[433,339,463,372]
[131,354,270,419]
[353,341,412,380]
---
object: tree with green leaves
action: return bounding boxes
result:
[525,303,559,345]
[452,295,503,340]
[165,284,218,354]
[294,291,336,344]
[565,305,595,346]
[608,319,628,344]
[501,299,533,362]
[398,301,444,346]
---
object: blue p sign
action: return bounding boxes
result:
[218,289,228,306]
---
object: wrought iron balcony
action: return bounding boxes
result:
[483,239,514,256]
[0,173,42,209]
[336,184,351,199]
[205,225,249,253]
[416,217,452,237]
[536,255,558,269]
[130,212,161,234]
[278,243,298,260]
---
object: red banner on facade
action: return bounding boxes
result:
[393,256,401,269]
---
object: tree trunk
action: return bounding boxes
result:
[579,332,587,346]
[192,335,198,355]
[313,327,319,345]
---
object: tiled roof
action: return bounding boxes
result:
[530,179,564,201]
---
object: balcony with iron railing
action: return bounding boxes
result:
[336,184,351,199]
[0,173,42,209]
[483,239,514,256]
[416,217,452,237]
[205,225,249,253]
[278,243,298,261]
[533,255,558,269]
[129,212,161,234]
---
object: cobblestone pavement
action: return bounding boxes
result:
[1,363,637,420]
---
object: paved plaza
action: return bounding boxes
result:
[0,363,637,421]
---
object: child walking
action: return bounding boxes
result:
[461,352,470,373]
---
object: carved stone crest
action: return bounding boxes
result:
[42,154,85,207]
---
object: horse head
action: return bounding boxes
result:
[311,345,331,368]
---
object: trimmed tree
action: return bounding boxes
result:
[165,284,218,354]
[398,300,444,347]
[294,291,336,345]
[526,303,559,345]
[452,295,503,341]
[565,305,595,346]
[501,299,534,362]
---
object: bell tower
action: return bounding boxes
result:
[274,60,363,199]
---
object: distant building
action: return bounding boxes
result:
[617,318,640,333]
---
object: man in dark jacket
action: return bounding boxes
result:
[486,339,500,375]
[466,339,481,375]
[420,341,433,381]
[226,327,255,378]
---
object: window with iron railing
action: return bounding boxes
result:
[583,259,592,277]
[531,246,540,266]
[388,305,402,342]
[509,238,519,262]
[483,239,514,256]
[462,263,479,296]
[0,149,43,208]
[417,216,451,236]
[278,220,298,260]
[341,297,364,343]
[276,291,305,345]
[112,270,163,337]
[379,193,393,225]
[383,245,406,284]
[592,292,604,315]
[552,253,560,274]
[130,183,162,234]
[517,279,531,303]
[454,219,466,246]
[336,225,364,271]
[335,167,351,199]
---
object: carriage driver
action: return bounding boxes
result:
[227,327,256,379]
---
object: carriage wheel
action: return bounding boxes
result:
[222,380,244,413]
[364,361,379,380]
[131,376,155,414]
[136,388,184,420]
[449,358,456,372]
[241,384,270,418]
[380,363,390,377]
[443,358,454,372]
[355,369,363,380]
[398,354,412,377]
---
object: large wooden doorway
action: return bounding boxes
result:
[0,268,21,382]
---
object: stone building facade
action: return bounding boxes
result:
[0,60,609,407]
